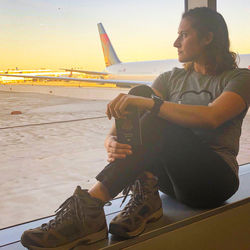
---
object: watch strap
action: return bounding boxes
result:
[151,94,164,115]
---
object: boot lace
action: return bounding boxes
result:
[120,179,147,216]
[41,194,84,231]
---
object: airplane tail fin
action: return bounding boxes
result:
[98,23,121,67]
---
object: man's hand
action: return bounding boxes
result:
[105,135,132,162]
[106,93,153,120]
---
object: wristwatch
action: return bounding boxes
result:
[151,94,164,115]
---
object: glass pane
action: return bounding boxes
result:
[0,0,184,228]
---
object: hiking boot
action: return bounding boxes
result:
[21,186,108,250]
[109,174,163,238]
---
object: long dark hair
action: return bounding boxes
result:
[182,7,238,75]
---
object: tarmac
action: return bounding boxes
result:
[0,90,249,228]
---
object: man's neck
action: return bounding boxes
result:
[194,62,207,75]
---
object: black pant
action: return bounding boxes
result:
[96,85,239,208]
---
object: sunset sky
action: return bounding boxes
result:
[1,0,250,71]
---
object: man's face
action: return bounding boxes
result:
[173,18,206,63]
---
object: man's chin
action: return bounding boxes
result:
[178,57,188,63]
[178,57,192,63]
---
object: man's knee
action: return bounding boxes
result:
[128,85,154,97]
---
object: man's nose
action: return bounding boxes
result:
[173,38,180,48]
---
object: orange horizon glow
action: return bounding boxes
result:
[1,0,249,71]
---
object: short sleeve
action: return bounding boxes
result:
[223,69,250,107]
[152,71,171,100]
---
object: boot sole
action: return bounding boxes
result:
[25,227,108,250]
[109,207,163,238]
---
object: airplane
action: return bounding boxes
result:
[0,23,250,86]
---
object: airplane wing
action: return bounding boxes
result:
[60,68,109,76]
[0,74,151,86]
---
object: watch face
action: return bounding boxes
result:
[154,96,161,101]
[152,94,162,101]
[153,95,163,103]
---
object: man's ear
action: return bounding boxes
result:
[203,32,213,46]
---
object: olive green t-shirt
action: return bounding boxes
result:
[152,68,250,173]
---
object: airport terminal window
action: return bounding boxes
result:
[217,0,250,59]
[2,0,250,232]
[1,0,184,228]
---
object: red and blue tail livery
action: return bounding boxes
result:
[98,23,121,67]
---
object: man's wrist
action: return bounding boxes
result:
[105,135,113,148]
[151,94,164,115]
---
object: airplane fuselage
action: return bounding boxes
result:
[105,54,250,81]
[106,59,181,81]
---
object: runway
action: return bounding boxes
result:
[0,90,249,228]
[0,82,129,100]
